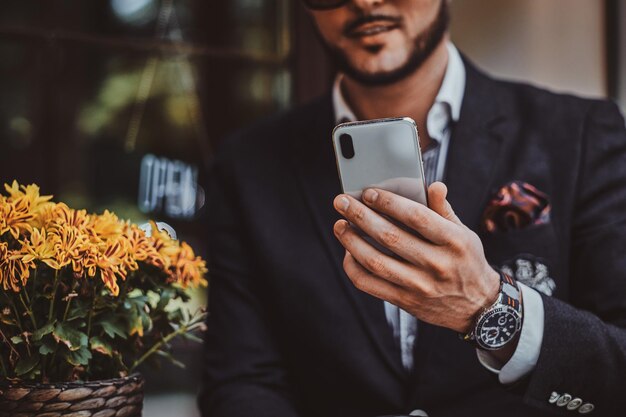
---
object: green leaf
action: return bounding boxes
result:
[15,354,40,376]
[127,308,144,337]
[39,338,57,355]
[156,350,185,369]
[98,315,127,340]
[129,295,149,305]
[67,303,90,321]
[157,289,175,311]
[33,321,56,341]
[140,311,153,334]
[182,307,190,323]
[53,322,88,352]
[11,335,23,345]
[174,287,191,302]
[167,309,184,323]
[66,346,92,366]
[181,332,203,344]
[90,336,113,356]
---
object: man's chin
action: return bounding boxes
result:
[341,61,417,87]
[348,69,403,84]
[334,38,440,87]
[354,57,411,78]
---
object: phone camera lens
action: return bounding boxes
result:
[340,133,355,159]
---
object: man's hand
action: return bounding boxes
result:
[332,182,500,334]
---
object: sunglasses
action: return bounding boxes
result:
[302,0,349,11]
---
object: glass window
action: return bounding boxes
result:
[0,1,292,414]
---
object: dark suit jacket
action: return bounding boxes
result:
[198,62,626,417]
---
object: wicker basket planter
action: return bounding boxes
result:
[0,374,144,417]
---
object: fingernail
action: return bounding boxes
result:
[336,196,349,212]
[363,189,378,203]
[335,221,347,235]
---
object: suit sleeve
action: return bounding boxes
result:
[197,155,300,417]
[522,101,626,416]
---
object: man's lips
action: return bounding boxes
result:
[347,21,401,38]
[343,15,403,39]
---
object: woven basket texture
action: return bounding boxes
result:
[0,374,144,417]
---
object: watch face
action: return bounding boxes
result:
[476,306,521,350]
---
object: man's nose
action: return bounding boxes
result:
[349,0,386,11]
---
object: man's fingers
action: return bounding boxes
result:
[427,182,462,226]
[333,220,429,291]
[354,188,457,245]
[342,251,407,307]
[332,196,437,266]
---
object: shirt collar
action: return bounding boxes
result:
[332,42,466,124]
[333,74,357,123]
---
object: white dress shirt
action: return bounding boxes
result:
[332,42,544,383]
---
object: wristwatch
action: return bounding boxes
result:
[461,270,523,351]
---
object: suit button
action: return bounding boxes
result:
[548,391,560,404]
[557,393,572,407]
[567,398,583,411]
[578,403,595,414]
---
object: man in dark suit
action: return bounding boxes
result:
[198,1,626,416]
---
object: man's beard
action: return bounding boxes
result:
[322,1,450,87]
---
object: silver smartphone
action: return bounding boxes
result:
[332,117,428,207]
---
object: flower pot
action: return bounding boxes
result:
[0,373,144,417]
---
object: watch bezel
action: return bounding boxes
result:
[474,305,522,350]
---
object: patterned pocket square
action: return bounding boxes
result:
[500,254,556,296]
[482,181,551,233]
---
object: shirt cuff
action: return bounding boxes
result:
[476,282,545,384]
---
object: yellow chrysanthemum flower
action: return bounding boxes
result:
[81,245,99,278]
[1,181,208,297]
[123,224,165,272]
[0,242,33,292]
[0,197,35,239]
[4,181,53,212]
[20,227,61,270]
[169,242,208,288]
[52,203,90,232]
[148,222,179,270]
[90,210,124,241]
[96,239,128,296]
[31,202,63,229]
[50,223,90,273]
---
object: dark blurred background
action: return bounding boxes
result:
[0,1,623,415]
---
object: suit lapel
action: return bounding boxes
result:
[290,96,407,381]
[445,61,516,230]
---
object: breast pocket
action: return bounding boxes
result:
[481,224,559,267]
[480,224,561,296]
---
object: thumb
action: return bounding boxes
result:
[428,182,462,226]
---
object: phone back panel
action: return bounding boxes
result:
[332,117,428,205]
